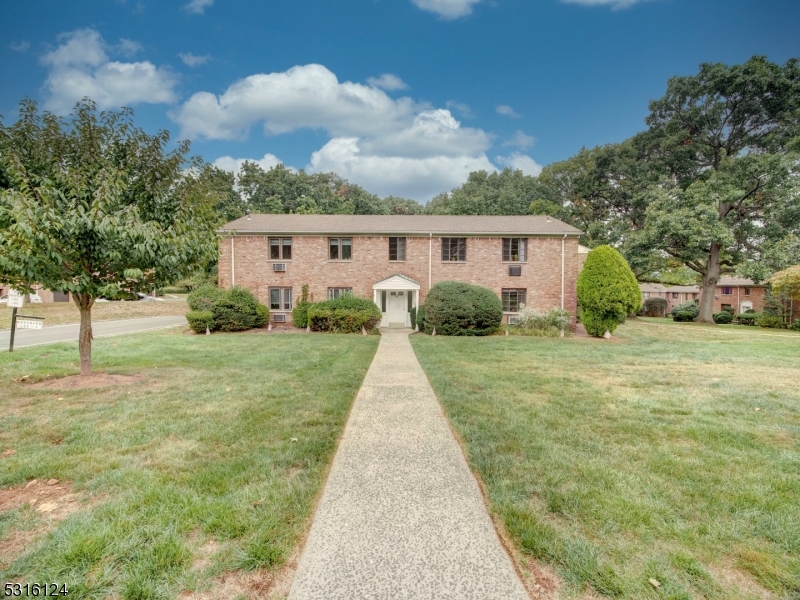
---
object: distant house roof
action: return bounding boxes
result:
[578,244,591,254]
[666,285,700,293]
[220,214,583,236]
[639,282,668,292]
[717,276,762,287]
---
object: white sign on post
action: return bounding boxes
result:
[8,289,24,309]
[17,318,44,330]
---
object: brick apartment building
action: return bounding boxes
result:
[639,277,768,315]
[218,214,583,327]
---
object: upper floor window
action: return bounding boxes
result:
[744,287,751,296]
[329,238,352,260]
[502,238,527,262]
[389,237,406,261]
[442,238,466,262]
[269,287,292,311]
[502,289,526,312]
[672,292,679,299]
[643,292,651,299]
[721,286,733,295]
[270,237,292,260]
[328,287,352,299]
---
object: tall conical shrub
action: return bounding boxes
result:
[577,245,641,337]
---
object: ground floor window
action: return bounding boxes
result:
[328,287,352,299]
[269,287,292,311]
[502,288,526,312]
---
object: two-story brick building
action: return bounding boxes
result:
[218,214,583,327]
[639,276,768,314]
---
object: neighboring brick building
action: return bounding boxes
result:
[0,284,70,303]
[218,214,583,327]
[639,277,767,314]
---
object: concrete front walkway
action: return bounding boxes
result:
[288,329,529,600]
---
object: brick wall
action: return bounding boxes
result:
[713,286,766,313]
[219,234,579,325]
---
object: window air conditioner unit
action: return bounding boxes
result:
[273,314,287,323]
[272,263,286,272]
[508,315,519,325]
[509,265,522,276]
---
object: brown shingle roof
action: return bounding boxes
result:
[219,214,582,236]
[639,282,668,292]
[718,276,762,287]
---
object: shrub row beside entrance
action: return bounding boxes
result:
[306,294,382,333]
[186,284,268,333]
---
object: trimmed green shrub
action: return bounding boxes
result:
[757,314,785,329]
[186,311,214,334]
[160,285,189,294]
[410,306,417,329]
[673,310,697,322]
[212,287,268,332]
[292,284,311,328]
[713,311,733,324]
[643,297,668,317]
[670,301,699,322]
[256,304,270,327]
[737,312,759,325]
[307,295,381,333]
[792,319,800,331]
[577,245,641,337]
[188,283,224,312]
[721,305,735,314]
[422,281,502,336]
[416,305,425,331]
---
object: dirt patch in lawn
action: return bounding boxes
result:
[0,479,86,569]
[524,558,562,599]
[179,570,275,600]
[710,563,774,600]
[29,373,144,390]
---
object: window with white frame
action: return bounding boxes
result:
[329,237,352,260]
[269,287,292,311]
[328,287,352,299]
[269,237,292,260]
[502,238,527,262]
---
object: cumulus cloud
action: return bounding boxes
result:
[502,130,535,148]
[117,38,142,57]
[10,41,30,53]
[366,73,409,91]
[174,63,540,201]
[411,0,482,19]
[310,138,497,201]
[179,52,211,67]
[446,100,474,118]
[41,28,177,114]
[560,0,647,7]
[212,153,288,174]
[496,152,543,176]
[496,104,520,118]
[184,0,213,14]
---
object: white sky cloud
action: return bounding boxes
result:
[184,0,214,14]
[179,52,211,67]
[10,41,30,53]
[366,73,409,91]
[502,130,535,148]
[411,0,482,19]
[185,63,539,201]
[496,152,543,176]
[446,100,474,118]
[496,104,520,118]
[117,38,142,57]
[212,153,288,174]
[560,0,646,8]
[41,28,177,114]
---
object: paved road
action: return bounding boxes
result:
[0,315,187,351]
[288,329,529,600]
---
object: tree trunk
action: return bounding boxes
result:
[698,243,721,324]
[73,293,95,376]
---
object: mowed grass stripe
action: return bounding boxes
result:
[411,320,800,599]
[0,329,379,599]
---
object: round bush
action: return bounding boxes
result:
[186,310,214,333]
[713,311,733,324]
[212,287,267,332]
[577,246,641,337]
[423,281,502,336]
[306,294,381,333]
[670,301,699,322]
[188,283,224,312]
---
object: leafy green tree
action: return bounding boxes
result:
[424,168,543,215]
[200,165,246,225]
[0,99,217,374]
[769,265,800,301]
[577,246,641,337]
[641,56,800,322]
[382,196,424,214]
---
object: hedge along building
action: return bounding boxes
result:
[217,214,583,328]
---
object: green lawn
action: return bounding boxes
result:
[411,319,800,600]
[0,330,378,599]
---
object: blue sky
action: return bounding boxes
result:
[1,0,798,201]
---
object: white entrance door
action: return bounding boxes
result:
[387,290,407,326]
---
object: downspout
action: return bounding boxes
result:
[428,233,432,292]
[230,235,236,287]
[737,286,740,312]
[561,234,567,310]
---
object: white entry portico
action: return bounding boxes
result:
[373,274,420,328]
